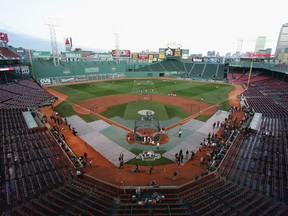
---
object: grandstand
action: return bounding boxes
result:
[1,42,288,215]
[134,59,227,81]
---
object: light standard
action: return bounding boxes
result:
[246,57,254,90]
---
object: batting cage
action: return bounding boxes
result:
[134,110,161,143]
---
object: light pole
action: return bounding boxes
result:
[246,57,254,90]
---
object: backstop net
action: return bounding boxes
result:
[134,111,161,143]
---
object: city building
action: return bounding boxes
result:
[275,23,288,61]
[254,36,266,53]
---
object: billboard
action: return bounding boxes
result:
[132,53,139,59]
[138,53,149,60]
[207,57,221,63]
[0,32,8,43]
[248,52,274,58]
[33,51,51,58]
[148,54,154,63]
[159,47,189,59]
[65,52,82,58]
[15,66,30,75]
[85,67,99,73]
[192,58,203,62]
[111,50,131,57]
[39,78,52,85]
[97,53,112,58]
[182,49,189,59]
[64,37,72,51]
[165,47,181,57]
[159,48,165,59]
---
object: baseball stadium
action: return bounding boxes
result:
[0,32,288,216]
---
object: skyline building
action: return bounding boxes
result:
[254,36,266,53]
[275,23,288,60]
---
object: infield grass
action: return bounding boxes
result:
[101,100,190,120]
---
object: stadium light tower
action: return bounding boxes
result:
[246,57,254,90]
[114,32,120,64]
[44,17,60,66]
[237,39,243,52]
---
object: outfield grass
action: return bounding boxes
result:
[50,79,234,122]
[100,100,190,120]
[54,101,99,122]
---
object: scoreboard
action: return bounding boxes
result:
[159,47,189,59]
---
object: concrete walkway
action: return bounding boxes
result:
[162,110,229,165]
[66,115,136,167]
[66,110,229,166]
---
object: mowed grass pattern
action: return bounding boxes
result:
[51,79,234,121]
[101,100,189,120]
[123,101,169,120]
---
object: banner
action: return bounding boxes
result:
[15,66,30,74]
[65,52,82,58]
[248,52,273,58]
[181,49,189,59]
[85,67,99,73]
[61,77,74,83]
[39,78,52,85]
[159,47,186,58]
[15,49,28,58]
[111,50,131,57]
[148,55,154,63]
[207,57,221,63]
[159,48,165,59]
[33,51,51,58]
[138,54,149,60]
[97,53,112,58]
[132,53,139,59]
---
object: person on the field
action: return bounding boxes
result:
[172,170,178,180]
[149,165,153,174]
[89,159,93,168]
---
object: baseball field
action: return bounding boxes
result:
[49,78,234,123]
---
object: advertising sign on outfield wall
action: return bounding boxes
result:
[65,52,82,58]
[111,50,131,57]
[39,78,52,85]
[33,51,51,59]
[85,67,99,73]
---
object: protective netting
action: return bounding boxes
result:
[134,112,161,143]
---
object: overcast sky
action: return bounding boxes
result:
[0,0,287,55]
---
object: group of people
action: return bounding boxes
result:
[142,134,154,144]
[78,152,93,168]
[174,148,196,165]
[175,149,184,165]
[132,164,153,174]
